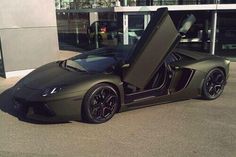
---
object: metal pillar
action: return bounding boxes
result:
[89,12,99,48]
[123,14,129,45]
[144,14,151,29]
[124,0,127,6]
[95,21,99,48]
[210,10,217,55]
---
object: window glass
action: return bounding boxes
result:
[170,11,212,53]
[215,11,236,57]
[128,15,145,45]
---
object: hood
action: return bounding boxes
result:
[22,62,93,90]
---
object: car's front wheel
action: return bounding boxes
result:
[82,83,119,123]
[202,68,226,100]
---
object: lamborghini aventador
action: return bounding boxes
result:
[12,8,230,123]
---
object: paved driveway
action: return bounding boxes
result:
[0,64,236,157]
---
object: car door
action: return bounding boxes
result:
[123,8,181,90]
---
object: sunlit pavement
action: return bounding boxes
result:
[0,62,235,157]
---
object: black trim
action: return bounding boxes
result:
[124,63,173,104]
[0,37,6,78]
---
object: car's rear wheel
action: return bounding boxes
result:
[202,68,226,100]
[82,83,119,123]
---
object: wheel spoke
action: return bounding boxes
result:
[100,88,107,99]
[203,69,226,99]
[212,86,217,96]
[94,94,101,101]
[88,86,118,121]
[214,74,221,83]
[91,106,101,118]
[97,107,103,118]
[102,107,112,118]
[206,76,213,87]
[208,86,214,94]
[208,75,213,82]
[214,84,221,92]
[104,95,115,104]
[205,69,226,97]
[91,98,98,106]
[214,84,221,89]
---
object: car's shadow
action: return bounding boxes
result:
[0,87,71,125]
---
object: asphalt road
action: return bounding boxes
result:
[0,64,236,157]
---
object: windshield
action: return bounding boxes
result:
[66,45,133,73]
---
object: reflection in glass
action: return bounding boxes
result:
[216,11,236,57]
[170,11,212,53]
[128,15,144,45]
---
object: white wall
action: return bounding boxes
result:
[0,0,59,72]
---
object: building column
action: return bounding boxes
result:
[144,14,151,29]
[210,10,217,55]
[124,0,128,6]
[89,12,99,48]
[123,13,129,45]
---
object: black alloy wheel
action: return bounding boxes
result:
[82,83,119,123]
[202,68,226,100]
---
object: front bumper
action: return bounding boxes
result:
[13,96,83,122]
[12,84,84,122]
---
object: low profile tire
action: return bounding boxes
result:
[82,83,119,124]
[202,68,226,100]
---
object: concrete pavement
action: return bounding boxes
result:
[0,63,235,157]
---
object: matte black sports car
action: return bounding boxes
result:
[13,8,230,123]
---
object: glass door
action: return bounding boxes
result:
[122,13,150,45]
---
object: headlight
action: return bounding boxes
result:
[42,87,62,97]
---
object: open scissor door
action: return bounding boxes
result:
[123,8,181,89]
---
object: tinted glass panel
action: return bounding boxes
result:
[170,11,212,53]
[215,11,236,58]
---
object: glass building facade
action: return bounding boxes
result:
[56,0,236,59]
[216,11,236,58]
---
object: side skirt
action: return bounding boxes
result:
[120,87,199,112]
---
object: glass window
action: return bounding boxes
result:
[215,11,236,58]
[219,0,236,4]
[170,11,212,53]
[136,0,215,6]
[56,12,90,50]
[68,46,133,72]
[56,11,118,51]
[116,13,146,46]
[128,15,145,45]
